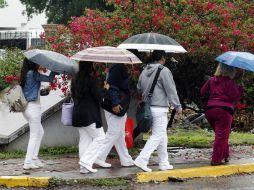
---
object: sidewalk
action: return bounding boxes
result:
[1,145,254,187]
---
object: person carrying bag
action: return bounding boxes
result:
[136,65,164,133]
[134,50,182,172]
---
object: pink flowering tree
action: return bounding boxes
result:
[45,0,254,128]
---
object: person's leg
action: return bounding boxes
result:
[114,114,133,166]
[156,112,172,170]
[134,111,165,172]
[223,115,232,163]
[78,127,93,173]
[23,104,43,169]
[211,109,232,164]
[96,111,122,164]
[32,123,44,167]
[79,124,105,167]
[78,127,92,159]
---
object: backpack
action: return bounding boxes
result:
[6,84,28,112]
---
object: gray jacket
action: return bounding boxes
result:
[137,62,182,111]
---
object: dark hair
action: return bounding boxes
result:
[149,50,166,62]
[71,61,95,101]
[20,58,38,87]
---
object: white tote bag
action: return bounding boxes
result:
[61,98,74,126]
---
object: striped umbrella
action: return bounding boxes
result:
[71,46,142,64]
[118,32,187,53]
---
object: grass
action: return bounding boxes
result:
[49,177,130,187]
[2,130,254,159]
[144,128,254,148]
[0,146,78,160]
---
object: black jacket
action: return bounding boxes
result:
[107,64,130,106]
[71,78,103,128]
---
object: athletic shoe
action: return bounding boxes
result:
[134,160,152,172]
[94,159,111,168]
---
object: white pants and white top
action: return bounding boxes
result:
[135,107,171,170]
[97,110,133,166]
[78,123,105,167]
[23,97,44,164]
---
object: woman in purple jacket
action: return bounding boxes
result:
[201,63,243,166]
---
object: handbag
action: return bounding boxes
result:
[101,86,130,117]
[6,84,28,112]
[61,97,74,126]
[136,65,164,132]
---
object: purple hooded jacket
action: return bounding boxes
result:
[201,76,243,109]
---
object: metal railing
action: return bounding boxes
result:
[0,30,45,50]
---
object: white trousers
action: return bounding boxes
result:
[78,123,105,167]
[135,111,170,169]
[97,111,133,165]
[23,103,44,163]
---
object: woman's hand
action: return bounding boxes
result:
[113,104,122,114]
[104,81,110,90]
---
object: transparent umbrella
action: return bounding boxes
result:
[118,32,187,53]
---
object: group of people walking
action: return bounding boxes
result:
[20,48,244,172]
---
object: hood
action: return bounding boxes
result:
[143,62,160,77]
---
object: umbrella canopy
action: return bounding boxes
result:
[70,46,142,64]
[215,51,254,72]
[24,49,79,75]
[117,32,187,53]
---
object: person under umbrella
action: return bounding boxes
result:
[70,46,142,168]
[20,58,58,170]
[71,61,107,174]
[134,50,182,172]
[201,63,244,165]
[95,63,134,168]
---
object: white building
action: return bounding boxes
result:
[0,0,47,49]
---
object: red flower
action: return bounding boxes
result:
[235,102,247,110]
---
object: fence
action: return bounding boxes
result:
[0,30,45,50]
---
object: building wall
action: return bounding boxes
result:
[2,98,138,152]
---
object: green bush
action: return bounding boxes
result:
[0,49,24,91]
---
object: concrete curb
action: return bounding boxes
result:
[136,163,254,183]
[0,176,50,187]
[1,163,254,187]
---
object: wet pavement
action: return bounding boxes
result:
[1,145,254,180]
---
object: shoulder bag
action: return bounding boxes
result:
[136,65,164,132]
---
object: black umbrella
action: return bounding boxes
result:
[118,32,187,53]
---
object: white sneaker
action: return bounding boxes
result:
[79,162,98,173]
[159,164,174,171]
[80,166,89,174]
[23,163,40,170]
[32,159,44,168]
[134,160,152,172]
[94,159,111,168]
[121,161,134,167]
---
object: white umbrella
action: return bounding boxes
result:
[118,32,187,53]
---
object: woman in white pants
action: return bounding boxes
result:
[20,58,57,170]
[71,61,106,173]
[96,64,134,167]
[134,50,182,172]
